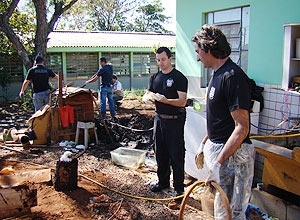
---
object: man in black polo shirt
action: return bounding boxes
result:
[143,47,188,197]
[19,55,58,112]
[192,24,254,220]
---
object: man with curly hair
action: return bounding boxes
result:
[192,24,255,220]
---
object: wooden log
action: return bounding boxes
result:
[0,185,37,219]
[0,168,51,188]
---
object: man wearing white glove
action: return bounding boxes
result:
[195,135,208,169]
[145,47,188,200]
[192,25,255,220]
[205,161,221,184]
[142,91,155,104]
[151,93,166,101]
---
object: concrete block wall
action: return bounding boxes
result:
[252,83,300,184]
[257,84,300,136]
[253,152,264,184]
[250,188,300,220]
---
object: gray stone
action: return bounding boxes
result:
[287,204,300,220]
[250,188,286,220]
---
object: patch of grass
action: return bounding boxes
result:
[124,89,146,101]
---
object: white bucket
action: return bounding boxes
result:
[296,38,300,58]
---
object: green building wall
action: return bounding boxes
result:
[176,0,300,87]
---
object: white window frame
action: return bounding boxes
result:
[203,6,250,86]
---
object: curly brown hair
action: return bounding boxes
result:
[192,24,231,59]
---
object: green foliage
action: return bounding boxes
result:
[56,0,142,31]
[0,68,12,102]
[0,1,35,55]
[0,69,11,89]
[134,0,170,33]
[56,0,171,33]
[1,0,79,70]
[124,88,146,100]
[20,88,34,110]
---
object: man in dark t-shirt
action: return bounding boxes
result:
[85,57,116,120]
[143,47,188,198]
[19,56,58,112]
[192,24,254,220]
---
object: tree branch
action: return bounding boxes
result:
[4,0,20,18]
[0,0,31,69]
[48,0,79,34]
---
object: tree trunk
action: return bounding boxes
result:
[33,0,48,60]
[0,0,79,71]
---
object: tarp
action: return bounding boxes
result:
[27,105,51,145]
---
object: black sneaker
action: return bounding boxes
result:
[150,183,170,192]
[110,117,118,123]
[173,190,184,204]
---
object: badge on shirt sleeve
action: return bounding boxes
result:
[166,78,174,87]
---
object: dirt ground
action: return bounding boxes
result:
[0,97,209,220]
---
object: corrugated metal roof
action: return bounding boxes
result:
[47,31,176,48]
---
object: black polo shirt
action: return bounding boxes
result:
[26,65,56,93]
[148,68,188,115]
[206,58,251,144]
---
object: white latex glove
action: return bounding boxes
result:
[205,161,221,184]
[142,92,154,104]
[196,142,205,155]
[195,143,205,169]
[151,93,165,101]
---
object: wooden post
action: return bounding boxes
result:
[58,71,63,107]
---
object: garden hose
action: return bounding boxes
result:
[178,180,232,220]
[79,173,183,201]
[250,132,300,139]
[7,158,182,202]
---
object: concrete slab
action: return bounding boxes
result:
[250,188,286,220]
[287,204,300,220]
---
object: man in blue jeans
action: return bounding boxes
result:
[85,57,116,120]
[19,55,58,112]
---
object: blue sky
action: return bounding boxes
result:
[161,0,176,32]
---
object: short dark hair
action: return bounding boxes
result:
[156,47,172,58]
[112,74,117,80]
[100,57,107,63]
[192,24,231,59]
[35,55,44,63]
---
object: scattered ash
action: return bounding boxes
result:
[0,102,34,132]
[95,114,154,151]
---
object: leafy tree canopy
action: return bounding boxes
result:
[0,0,173,70]
[0,0,79,69]
[56,0,172,33]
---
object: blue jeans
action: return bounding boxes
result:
[33,89,50,112]
[100,85,115,118]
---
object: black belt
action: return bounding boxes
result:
[157,113,179,119]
